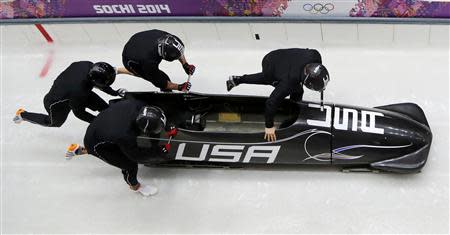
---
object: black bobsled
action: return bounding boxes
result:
[128,92,432,173]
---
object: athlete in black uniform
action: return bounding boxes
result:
[226,48,330,142]
[13,62,127,126]
[65,98,177,196]
[120,29,196,92]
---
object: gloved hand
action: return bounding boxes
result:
[117,88,127,97]
[166,126,178,137]
[177,82,191,92]
[182,63,196,75]
[161,144,171,153]
[136,184,158,196]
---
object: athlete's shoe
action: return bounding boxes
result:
[136,184,159,196]
[13,108,25,124]
[65,144,85,160]
[226,76,241,92]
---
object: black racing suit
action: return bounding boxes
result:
[238,48,322,128]
[21,61,119,126]
[83,98,165,187]
[122,29,184,91]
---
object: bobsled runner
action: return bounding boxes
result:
[128,91,432,173]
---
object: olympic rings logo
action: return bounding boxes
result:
[303,3,335,14]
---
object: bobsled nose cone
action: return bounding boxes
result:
[371,111,432,173]
[367,103,433,173]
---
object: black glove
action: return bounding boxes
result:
[177,82,191,91]
[182,63,196,75]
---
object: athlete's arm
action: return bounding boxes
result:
[265,84,293,128]
[166,82,179,90]
[178,54,187,65]
[179,54,195,75]
[99,86,119,96]
[115,67,134,76]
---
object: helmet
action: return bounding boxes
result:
[136,106,166,135]
[88,62,116,88]
[157,35,184,61]
[303,63,329,92]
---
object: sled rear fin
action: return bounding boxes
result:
[375,103,429,127]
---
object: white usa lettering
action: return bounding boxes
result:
[175,144,281,163]
[307,104,384,134]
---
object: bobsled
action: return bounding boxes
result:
[129,91,432,173]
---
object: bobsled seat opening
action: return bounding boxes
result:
[195,98,300,133]
[126,92,301,133]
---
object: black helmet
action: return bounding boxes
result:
[303,63,330,92]
[157,35,184,61]
[88,62,116,88]
[136,106,166,135]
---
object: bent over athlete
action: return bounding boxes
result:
[226,48,330,142]
[65,98,177,196]
[13,62,127,126]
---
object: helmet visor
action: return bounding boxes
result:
[164,49,181,61]
[304,74,326,91]
[146,121,164,135]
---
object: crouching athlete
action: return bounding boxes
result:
[65,98,177,196]
[13,61,128,126]
[119,29,196,92]
[226,48,330,142]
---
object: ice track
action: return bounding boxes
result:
[1,23,449,233]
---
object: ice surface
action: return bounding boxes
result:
[0,26,449,234]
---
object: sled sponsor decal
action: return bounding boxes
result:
[306,104,384,134]
[175,144,281,163]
